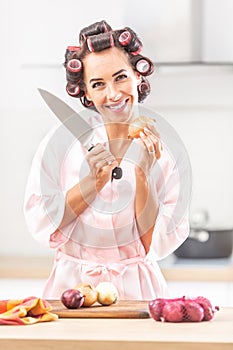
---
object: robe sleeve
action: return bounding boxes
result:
[23,127,76,248]
[148,145,192,260]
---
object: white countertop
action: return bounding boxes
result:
[0,308,232,350]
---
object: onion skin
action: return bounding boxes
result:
[128,116,155,139]
[61,289,84,309]
[75,283,98,307]
[184,301,204,322]
[148,298,166,321]
[162,301,184,322]
[96,282,119,306]
[193,296,219,321]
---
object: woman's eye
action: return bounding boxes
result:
[116,74,127,81]
[92,81,104,89]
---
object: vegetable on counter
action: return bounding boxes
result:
[74,283,98,307]
[149,296,219,322]
[61,289,84,309]
[60,282,119,309]
[96,282,119,306]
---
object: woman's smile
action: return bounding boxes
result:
[105,98,129,113]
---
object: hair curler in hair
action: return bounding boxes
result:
[109,33,114,48]
[83,96,94,107]
[135,58,151,75]
[138,81,150,94]
[66,83,81,96]
[118,31,132,46]
[66,46,81,52]
[130,46,142,56]
[67,59,82,73]
[86,37,94,52]
[102,21,109,33]
[118,29,142,55]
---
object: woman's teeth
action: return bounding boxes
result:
[109,101,125,110]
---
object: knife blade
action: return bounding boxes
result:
[38,88,95,148]
[38,88,122,179]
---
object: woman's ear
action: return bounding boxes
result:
[84,89,92,102]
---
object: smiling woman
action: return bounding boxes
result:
[23,20,191,300]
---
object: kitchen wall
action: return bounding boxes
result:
[0,0,233,258]
[147,64,233,230]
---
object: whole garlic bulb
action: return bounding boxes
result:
[96,282,119,306]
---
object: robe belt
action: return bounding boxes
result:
[56,250,150,277]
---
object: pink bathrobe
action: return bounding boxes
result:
[24,112,190,300]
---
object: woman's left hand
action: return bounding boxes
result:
[136,123,162,175]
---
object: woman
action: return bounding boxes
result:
[24,20,191,299]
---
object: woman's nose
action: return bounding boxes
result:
[107,84,121,101]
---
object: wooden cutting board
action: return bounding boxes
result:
[48,300,151,319]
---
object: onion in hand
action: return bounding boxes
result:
[128,116,155,139]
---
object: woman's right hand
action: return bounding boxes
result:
[86,143,118,185]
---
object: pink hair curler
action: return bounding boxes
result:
[87,37,94,52]
[130,46,142,56]
[136,59,151,75]
[118,31,132,46]
[138,81,149,93]
[110,34,114,47]
[103,21,108,33]
[67,46,81,52]
[66,84,81,96]
[67,59,82,73]
[84,97,94,107]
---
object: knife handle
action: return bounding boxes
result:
[88,145,122,180]
[111,166,122,180]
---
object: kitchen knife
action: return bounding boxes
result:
[38,89,122,179]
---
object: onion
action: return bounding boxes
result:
[75,283,98,307]
[96,282,119,306]
[148,298,166,321]
[194,296,219,321]
[162,301,184,322]
[61,288,84,309]
[184,301,204,322]
[128,116,155,139]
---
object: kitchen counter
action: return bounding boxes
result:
[0,308,232,350]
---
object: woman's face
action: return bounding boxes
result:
[83,47,141,123]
